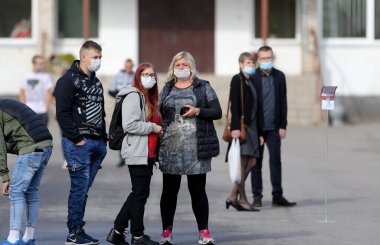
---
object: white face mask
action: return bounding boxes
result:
[174,68,191,79]
[87,58,101,72]
[141,76,156,89]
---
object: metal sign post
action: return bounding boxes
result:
[318,86,337,224]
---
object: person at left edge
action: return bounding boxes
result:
[0,99,53,245]
[55,40,107,245]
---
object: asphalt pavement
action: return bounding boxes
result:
[1,120,380,245]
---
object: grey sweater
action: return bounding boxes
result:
[117,87,157,165]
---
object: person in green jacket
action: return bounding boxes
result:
[0,99,53,245]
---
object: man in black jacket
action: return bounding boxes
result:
[250,46,296,208]
[55,40,107,245]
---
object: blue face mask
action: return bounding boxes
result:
[260,61,273,71]
[242,66,255,75]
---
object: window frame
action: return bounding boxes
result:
[252,0,302,45]
[319,0,380,46]
[57,0,100,40]
[0,0,37,45]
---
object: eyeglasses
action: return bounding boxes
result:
[141,73,157,78]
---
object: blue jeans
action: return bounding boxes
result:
[61,137,107,230]
[9,146,52,230]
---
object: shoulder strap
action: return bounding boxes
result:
[239,75,244,117]
[226,92,231,118]
[226,76,244,118]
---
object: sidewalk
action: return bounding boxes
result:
[1,119,380,244]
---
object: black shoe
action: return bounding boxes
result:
[117,161,126,167]
[226,199,249,211]
[272,196,297,207]
[131,235,159,245]
[252,196,262,208]
[107,228,129,245]
[65,232,92,245]
[237,202,260,212]
[77,228,100,244]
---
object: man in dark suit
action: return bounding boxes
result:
[251,46,296,208]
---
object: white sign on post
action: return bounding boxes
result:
[319,85,338,224]
[320,86,337,111]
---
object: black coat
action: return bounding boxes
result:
[229,72,259,133]
[252,68,288,130]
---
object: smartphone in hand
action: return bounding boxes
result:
[180,106,190,116]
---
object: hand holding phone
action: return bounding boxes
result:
[180,106,190,116]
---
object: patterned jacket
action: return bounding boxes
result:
[55,60,107,144]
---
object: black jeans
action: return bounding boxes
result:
[114,158,154,236]
[160,173,209,231]
[251,129,283,198]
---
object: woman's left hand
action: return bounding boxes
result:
[182,105,199,118]
[259,136,264,145]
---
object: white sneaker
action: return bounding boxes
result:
[198,229,215,245]
[160,226,173,245]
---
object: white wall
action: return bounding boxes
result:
[215,0,302,76]
[98,0,138,75]
[320,45,380,96]
[0,45,37,95]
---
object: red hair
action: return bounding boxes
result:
[133,63,162,124]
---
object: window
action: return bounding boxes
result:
[376,0,380,39]
[58,0,99,38]
[323,0,366,38]
[254,0,296,38]
[0,0,32,38]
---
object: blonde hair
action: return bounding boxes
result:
[166,51,198,82]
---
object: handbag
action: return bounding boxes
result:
[222,76,246,143]
[228,138,242,184]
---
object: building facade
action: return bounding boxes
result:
[1,0,379,120]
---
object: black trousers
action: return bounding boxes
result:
[160,173,209,231]
[114,158,154,236]
[251,129,283,198]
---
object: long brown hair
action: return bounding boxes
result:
[133,63,162,124]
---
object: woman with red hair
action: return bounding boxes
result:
[107,63,162,245]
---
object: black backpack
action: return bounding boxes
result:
[108,92,142,150]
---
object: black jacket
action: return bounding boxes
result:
[55,60,107,144]
[0,99,52,146]
[160,78,222,159]
[229,72,260,134]
[0,99,52,182]
[252,67,288,130]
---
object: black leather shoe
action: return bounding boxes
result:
[226,199,249,211]
[131,234,159,245]
[272,196,297,207]
[238,202,260,212]
[252,196,262,208]
[117,161,126,167]
[107,228,129,245]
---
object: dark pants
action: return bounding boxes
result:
[160,173,209,231]
[251,129,283,198]
[114,158,154,236]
